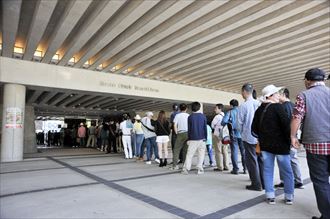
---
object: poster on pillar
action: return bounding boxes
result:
[5,107,24,128]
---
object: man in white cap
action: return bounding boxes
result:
[141,112,159,164]
[252,84,294,205]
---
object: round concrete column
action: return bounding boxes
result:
[1,84,26,162]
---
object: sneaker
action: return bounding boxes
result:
[213,168,223,172]
[295,183,305,189]
[274,182,284,188]
[197,169,204,175]
[267,198,276,205]
[246,185,262,191]
[285,199,293,205]
[169,165,179,170]
[145,161,151,165]
[210,163,216,167]
[230,170,239,175]
[181,168,189,175]
[155,158,160,164]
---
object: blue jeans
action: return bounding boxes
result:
[135,134,144,158]
[206,144,214,165]
[145,137,158,161]
[231,137,247,172]
[261,151,294,200]
[306,152,330,219]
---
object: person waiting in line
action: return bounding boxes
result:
[211,104,229,171]
[115,121,121,152]
[141,112,159,164]
[181,102,207,175]
[86,123,96,148]
[291,68,330,219]
[252,84,294,205]
[170,103,189,170]
[153,111,170,167]
[133,115,144,161]
[78,123,86,147]
[238,83,263,191]
[100,122,109,152]
[275,88,304,189]
[205,123,215,167]
[108,120,117,153]
[221,99,246,174]
[120,114,133,159]
[71,125,78,147]
[170,103,179,162]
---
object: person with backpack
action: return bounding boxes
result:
[221,99,246,175]
[211,103,229,171]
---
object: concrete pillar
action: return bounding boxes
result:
[24,105,37,154]
[1,84,26,162]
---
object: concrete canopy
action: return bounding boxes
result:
[0,0,329,114]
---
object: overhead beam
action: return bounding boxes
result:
[23,0,57,60]
[57,0,125,66]
[42,0,92,63]
[1,0,22,57]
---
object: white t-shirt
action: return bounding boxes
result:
[173,112,189,133]
[211,112,224,137]
[120,120,132,135]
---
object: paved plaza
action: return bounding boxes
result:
[0,148,319,218]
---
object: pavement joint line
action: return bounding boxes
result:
[0,161,135,175]
[197,178,312,219]
[0,182,100,198]
[47,156,200,219]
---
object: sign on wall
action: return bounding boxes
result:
[5,107,23,128]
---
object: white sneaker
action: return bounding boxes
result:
[155,158,160,164]
[146,161,151,165]
[181,168,189,175]
[197,169,204,175]
[169,165,179,170]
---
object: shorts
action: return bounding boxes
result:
[156,135,169,143]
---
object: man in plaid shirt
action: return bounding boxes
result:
[291,68,330,219]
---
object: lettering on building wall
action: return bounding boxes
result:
[99,81,159,93]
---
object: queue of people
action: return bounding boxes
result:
[36,68,329,219]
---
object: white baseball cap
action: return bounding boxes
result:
[262,85,283,98]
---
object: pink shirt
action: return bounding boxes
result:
[78,126,86,138]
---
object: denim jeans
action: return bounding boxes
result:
[145,137,158,161]
[279,148,303,184]
[135,134,144,158]
[231,137,246,172]
[306,152,330,219]
[261,151,294,200]
[206,144,214,165]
